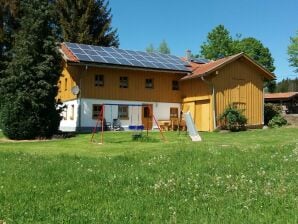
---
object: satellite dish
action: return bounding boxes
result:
[71,85,80,95]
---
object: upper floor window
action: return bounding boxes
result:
[65,78,68,91]
[58,81,61,92]
[145,78,154,89]
[172,80,179,90]
[120,76,128,88]
[95,74,104,86]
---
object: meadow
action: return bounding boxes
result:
[0,128,297,223]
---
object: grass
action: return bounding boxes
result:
[0,128,297,223]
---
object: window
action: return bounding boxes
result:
[63,105,68,120]
[65,78,68,91]
[95,74,104,86]
[170,107,179,118]
[70,104,74,120]
[58,81,61,92]
[120,76,128,88]
[172,80,179,90]
[118,105,129,119]
[145,78,154,89]
[92,104,103,120]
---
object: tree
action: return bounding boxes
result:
[200,25,276,92]
[276,78,298,92]
[234,37,275,72]
[234,37,276,92]
[56,0,119,47]
[0,0,20,74]
[146,43,155,53]
[0,0,62,139]
[200,25,235,60]
[288,31,298,73]
[158,40,170,54]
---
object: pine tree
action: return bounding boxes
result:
[158,40,170,54]
[0,0,62,139]
[56,0,119,47]
[0,0,20,76]
[146,43,155,53]
[200,25,235,60]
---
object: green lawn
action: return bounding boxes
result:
[0,128,297,223]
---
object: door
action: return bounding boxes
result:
[142,104,153,130]
[195,100,210,131]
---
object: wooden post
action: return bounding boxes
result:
[152,114,166,142]
[101,104,104,144]
[91,104,104,143]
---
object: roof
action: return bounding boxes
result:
[265,92,298,100]
[181,53,275,81]
[60,42,190,73]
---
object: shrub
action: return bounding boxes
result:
[264,103,282,125]
[219,104,247,132]
[268,115,287,128]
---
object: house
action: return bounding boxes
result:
[58,42,275,132]
[265,92,298,114]
[58,42,190,132]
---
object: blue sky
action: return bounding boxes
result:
[109,0,298,81]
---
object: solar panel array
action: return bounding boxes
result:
[65,42,190,72]
[191,58,209,64]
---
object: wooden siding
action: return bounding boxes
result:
[180,78,211,102]
[212,58,264,126]
[57,63,79,101]
[59,64,184,103]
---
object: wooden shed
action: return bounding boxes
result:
[181,53,275,131]
[265,92,298,114]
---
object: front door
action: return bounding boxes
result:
[142,104,153,130]
[195,100,210,131]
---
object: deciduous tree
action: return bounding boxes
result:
[288,31,298,73]
[234,37,276,92]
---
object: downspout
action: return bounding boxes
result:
[78,65,88,132]
[200,75,217,131]
[262,85,265,125]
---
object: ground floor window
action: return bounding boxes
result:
[70,104,74,120]
[63,105,68,120]
[118,105,129,119]
[170,107,179,118]
[92,104,103,120]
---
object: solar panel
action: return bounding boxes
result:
[191,58,209,64]
[64,42,190,72]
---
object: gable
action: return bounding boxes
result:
[181,53,275,81]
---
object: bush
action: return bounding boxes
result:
[264,103,282,125]
[268,115,287,128]
[219,105,247,132]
